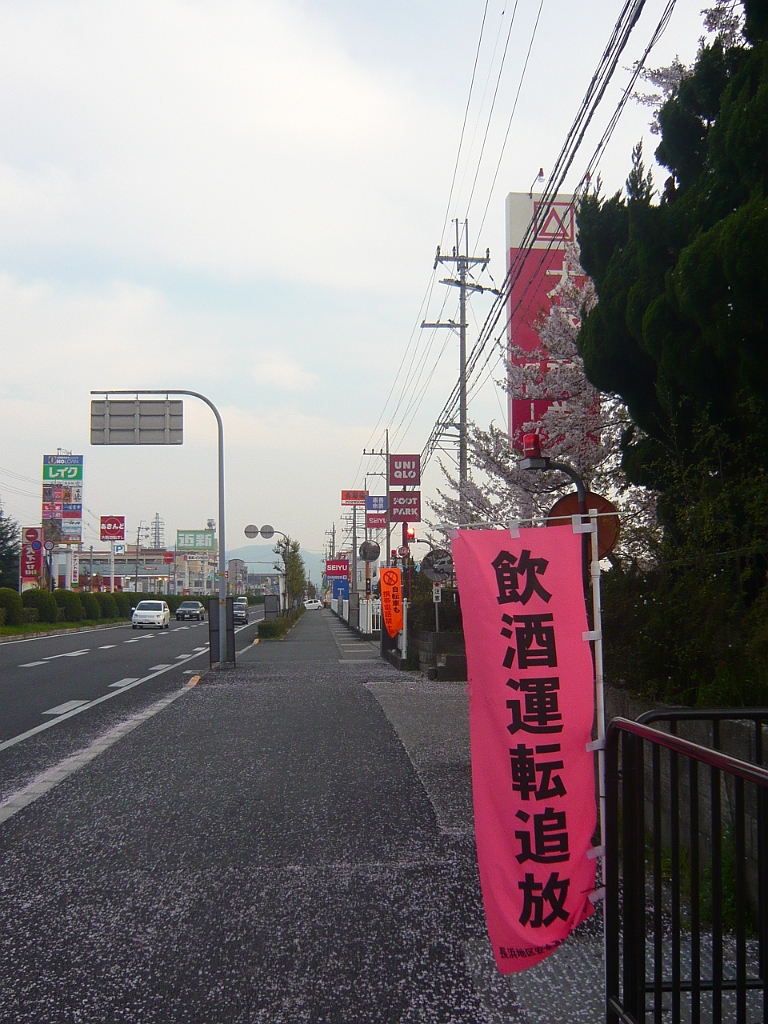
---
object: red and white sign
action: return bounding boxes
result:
[366,512,387,529]
[325,560,349,577]
[163,552,174,564]
[341,490,367,506]
[451,525,596,973]
[100,515,125,542]
[21,527,44,584]
[390,491,421,522]
[506,192,586,451]
[389,455,420,486]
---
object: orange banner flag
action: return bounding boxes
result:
[380,567,403,637]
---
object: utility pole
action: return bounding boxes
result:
[362,427,390,565]
[422,220,495,520]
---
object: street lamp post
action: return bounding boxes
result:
[244,525,289,611]
[91,388,229,667]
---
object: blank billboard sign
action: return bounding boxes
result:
[90,399,183,445]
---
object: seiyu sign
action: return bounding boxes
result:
[389,455,420,486]
[100,515,125,542]
[390,491,421,522]
[325,560,349,577]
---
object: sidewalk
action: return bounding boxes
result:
[0,610,602,1022]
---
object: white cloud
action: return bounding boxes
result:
[0,0,453,291]
[247,355,318,392]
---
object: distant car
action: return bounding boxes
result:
[233,597,249,624]
[303,599,322,611]
[176,601,206,621]
[132,600,171,629]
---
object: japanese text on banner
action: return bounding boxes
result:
[451,526,596,973]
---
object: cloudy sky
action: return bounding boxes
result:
[0,0,705,558]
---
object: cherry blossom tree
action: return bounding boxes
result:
[429,243,659,566]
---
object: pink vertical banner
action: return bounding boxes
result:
[452,525,596,973]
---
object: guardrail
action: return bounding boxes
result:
[605,717,768,1024]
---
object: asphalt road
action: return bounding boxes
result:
[0,610,263,746]
[0,609,513,1023]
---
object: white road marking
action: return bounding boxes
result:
[19,661,47,668]
[42,649,90,661]
[0,684,196,824]
[0,653,208,754]
[42,700,89,716]
[148,663,172,670]
[108,677,139,688]
[193,646,208,651]
[174,654,190,660]
[98,645,117,649]
[124,639,141,643]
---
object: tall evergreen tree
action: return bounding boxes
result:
[0,504,20,589]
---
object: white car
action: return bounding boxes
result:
[132,600,171,629]
[303,599,322,611]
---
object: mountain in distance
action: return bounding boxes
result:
[226,543,325,587]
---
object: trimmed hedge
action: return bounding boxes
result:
[54,589,83,622]
[80,592,101,620]
[257,605,305,640]
[22,589,58,623]
[96,592,119,618]
[113,592,132,617]
[0,588,23,626]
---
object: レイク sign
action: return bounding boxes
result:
[451,525,596,973]
[389,455,420,486]
[100,515,125,542]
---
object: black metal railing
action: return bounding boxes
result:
[636,708,767,767]
[606,717,768,1024]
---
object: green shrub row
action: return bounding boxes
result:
[0,588,217,631]
[257,605,305,639]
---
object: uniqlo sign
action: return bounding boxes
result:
[100,515,125,542]
[389,455,420,486]
[390,491,421,522]
[325,560,349,577]
[21,527,44,583]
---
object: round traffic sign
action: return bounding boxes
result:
[397,545,408,557]
[259,524,275,540]
[44,541,55,551]
[244,524,259,539]
[31,541,42,551]
[420,548,454,583]
[546,491,620,559]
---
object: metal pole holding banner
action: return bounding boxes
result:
[110,540,115,593]
[574,510,608,981]
[91,388,229,667]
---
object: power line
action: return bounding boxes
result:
[422,0,673,469]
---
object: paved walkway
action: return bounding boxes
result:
[0,609,603,1022]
